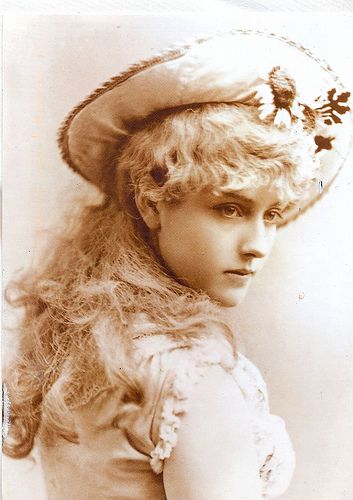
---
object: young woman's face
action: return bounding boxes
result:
[155,185,287,307]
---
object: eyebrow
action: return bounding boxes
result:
[215,190,256,207]
[212,189,292,210]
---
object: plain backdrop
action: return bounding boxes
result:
[2,12,353,500]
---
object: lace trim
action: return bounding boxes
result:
[150,360,202,474]
[256,416,296,499]
[233,355,295,498]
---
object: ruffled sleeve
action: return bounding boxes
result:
[131,333,236,475]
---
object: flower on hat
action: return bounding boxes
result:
[256,66,305,128]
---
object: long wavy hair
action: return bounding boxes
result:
[3,103,318,458]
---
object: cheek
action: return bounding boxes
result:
[157,222,194,271]
[157,218,218,279]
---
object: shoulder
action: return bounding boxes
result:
[166,363,255,454]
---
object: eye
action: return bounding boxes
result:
[264,209,283,224]
[215,204,243,218]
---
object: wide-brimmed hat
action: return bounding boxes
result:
[58,28,352,224]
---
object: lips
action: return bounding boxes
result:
[223,269,255,287]
[225,269,255,276]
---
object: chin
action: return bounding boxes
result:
[211,288,248,308]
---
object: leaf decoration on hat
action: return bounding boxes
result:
[314,135,335,153]
[313,89,351,125]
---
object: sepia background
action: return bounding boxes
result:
[3,9,353,500]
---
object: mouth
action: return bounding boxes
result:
[223,269,255,287]
[225,269,255,276]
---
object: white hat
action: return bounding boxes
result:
[58,28,352,223]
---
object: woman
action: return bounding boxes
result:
[3,28,352,499]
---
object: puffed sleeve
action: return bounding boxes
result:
[117,333,236,474]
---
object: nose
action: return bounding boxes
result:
[238,219,275,259]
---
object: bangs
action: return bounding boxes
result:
[118,102,319,208]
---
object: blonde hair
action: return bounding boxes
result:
[3,102,318,458]
[117,102,318,211]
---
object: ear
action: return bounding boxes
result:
[135,189,161,231]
